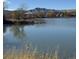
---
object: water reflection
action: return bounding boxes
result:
[3,25,8,33]
[34,18,46,24]
[4,25,30,51]
[3,18,76,59]
[10,25,26,40]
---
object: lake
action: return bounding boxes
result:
[3,18,76,59]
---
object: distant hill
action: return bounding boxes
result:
[4,8,76,14]
[4,8,76,19]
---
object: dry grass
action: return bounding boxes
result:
[4,45,60,59]
[4,50,59,59]
[4,48,75,59]
[3,43,75,59]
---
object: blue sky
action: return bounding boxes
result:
[5,0,76,10]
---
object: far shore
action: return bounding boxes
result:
[3,17,75,25]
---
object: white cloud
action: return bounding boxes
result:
[3,0,7,2]
[6,8,16,11]
[3,0,11,4]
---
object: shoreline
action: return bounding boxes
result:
[3,17,76,25]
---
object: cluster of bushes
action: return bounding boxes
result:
[4,10,76,20]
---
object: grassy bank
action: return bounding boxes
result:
[4,48,59,59]
[4,44,75,59]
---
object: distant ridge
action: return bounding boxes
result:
[4,7,76,20]
[4,7,76,13]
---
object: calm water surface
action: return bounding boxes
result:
[3,18,76,57]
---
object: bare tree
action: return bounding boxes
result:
[12,0,27,20]
[3,0,8,22]
[3,0,8,10]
